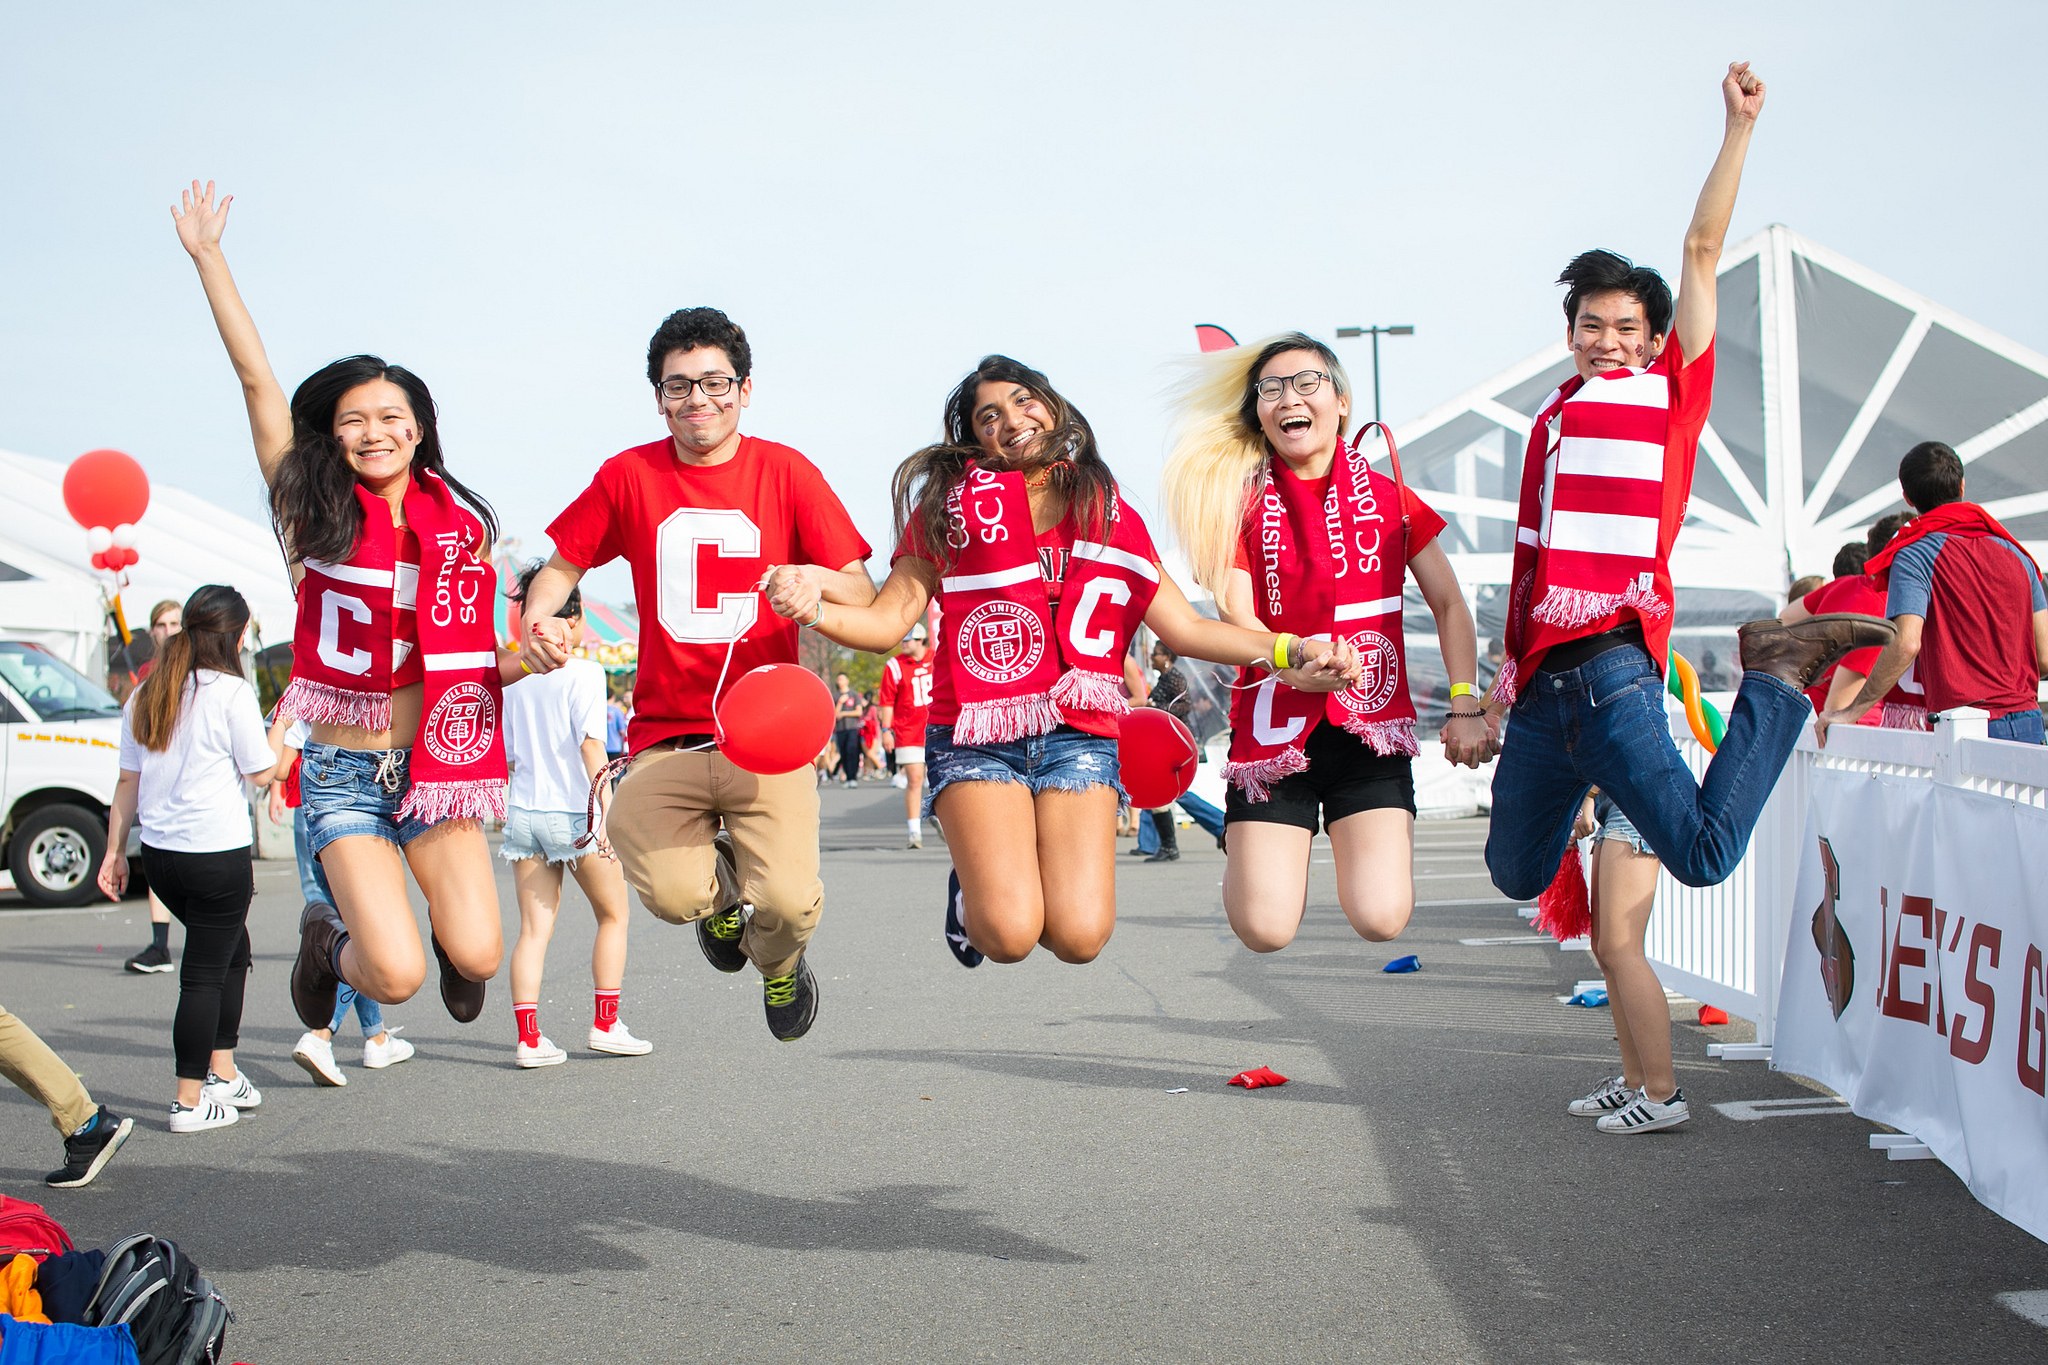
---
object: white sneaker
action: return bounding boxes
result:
[588,1022,653,1056]
[1567,1074,1632,1117]
[168,1099,239,1134]
[203,1071,262,1110]
[516,1036,568,1068]
[362,1028,415,1070]
[891,772,908,789]
[1597,1088,1692,1134]
[292,1032,347,1087]
[907,832,923,849]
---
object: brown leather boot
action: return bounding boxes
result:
[1737,614,1896,692]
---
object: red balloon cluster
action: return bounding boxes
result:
[62,449,150,575]
[716,663,835,775]
[1119,707,1200,809]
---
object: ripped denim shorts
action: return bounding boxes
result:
[923,724,1126,818]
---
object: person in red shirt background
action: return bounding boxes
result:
[520,308,873,1042]
[1783,513,1923,729]
[876,623,937,847]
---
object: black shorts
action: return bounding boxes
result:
[1223,721,1416,834]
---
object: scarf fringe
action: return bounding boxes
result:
[397,779,507,825]
[1530,587,1627,632]
[1341,715,1420,757]
[1621,579,1671,620]
[1534,844,1591,943]
[279,677,392,732]
[1880,702,1931,731]
[1050,668,1132,717]
[953,693,1064,746]
[1222,747,1311,803]
[1489,657,1518,707]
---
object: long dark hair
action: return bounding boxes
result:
[891,355,1118,572]
[131,585,249,752]
[269,355,499,565]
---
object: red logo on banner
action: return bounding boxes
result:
[424,682,496,765]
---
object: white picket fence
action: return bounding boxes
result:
[1645,707,2048,1057]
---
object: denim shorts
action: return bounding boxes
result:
[923,724,1126,817]
[500,807,591,865]
[300,742,436,858]
[1591,792,1652,856]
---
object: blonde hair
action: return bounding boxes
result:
[1161,332,1352,595]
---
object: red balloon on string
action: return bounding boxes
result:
[1119,707,1199,808]
[90,551,109,571]
[716,664,835,775]
[62,449,150,530]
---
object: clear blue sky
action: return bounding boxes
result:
[7,3,2044,600]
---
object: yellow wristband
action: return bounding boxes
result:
[1449,682,1475,700]
[1272,634,1294,670]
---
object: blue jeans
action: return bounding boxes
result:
[1137,790,1226,852]
[291,806,383,1036]
[1485,645,1810,896]
[1988,708,2046,744]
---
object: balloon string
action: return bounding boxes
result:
[704,617,750,752]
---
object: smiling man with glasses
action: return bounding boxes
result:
[518,307,873,1043]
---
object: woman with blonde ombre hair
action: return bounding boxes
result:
[1162,332,1492,954]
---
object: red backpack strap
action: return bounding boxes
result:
[1348,421,1411,557]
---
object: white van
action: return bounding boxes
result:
[0,640,132,906]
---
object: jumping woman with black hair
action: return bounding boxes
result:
[174,181,523,1032]
[1162,333,1490,954]
[99,586,285,1132]
[764,356,1359,968]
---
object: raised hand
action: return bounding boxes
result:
[172,179,233,258]
[1723,61,1765,125]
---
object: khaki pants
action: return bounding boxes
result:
[606,746,823,979]
[0,1001,95,1135]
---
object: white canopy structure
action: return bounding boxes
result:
[0,449,295,676]
[1392,225,2048,690]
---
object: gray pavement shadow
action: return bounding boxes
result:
[15,1145,1083,1272]
[837,1046,1350,1104]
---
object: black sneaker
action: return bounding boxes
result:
[291,901,346,1030]
[124,942,174,974]
[45,1106,134,1188]
[762,956,820,1041]
[1144,848,1180,863]
[943,869,983,969]
[432,933,486,1024]
[696,832,749,974]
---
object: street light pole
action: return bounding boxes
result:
[1334,324,1415,425]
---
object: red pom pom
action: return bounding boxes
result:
[1118,707,1199,809]
[716,664,834,775]
[1534,844,1591,942]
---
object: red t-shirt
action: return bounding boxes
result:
[1799,575,1887,722]
[877,650,938,747]
[1232,469,1447,585]
[896,506,1160,739]
[547,435,870,753]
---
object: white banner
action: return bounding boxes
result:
[1776,770,2048,1243]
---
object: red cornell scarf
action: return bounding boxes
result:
[1224,429,1416,801]
[1494,364,1680,703]
[281,472,507,822]
[939,464,1157,743]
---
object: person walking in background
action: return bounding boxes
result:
[832,673,866,787]
[1818,441,2048,746]
[97,585,284,1134]
[270,720,415,1087]
[877,624,937,848]
[124,598,186,975]
[503,564,651,1068]
[1131,641,1226,862]
[605,687,632,762]
[2,999,133,1187]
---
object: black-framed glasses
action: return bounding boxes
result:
[1254,370,1332,402]
[657,374,739,401]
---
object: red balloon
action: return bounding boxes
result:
[118,547,140,569]
[1119,707,1199,809]
[90,551,109,571]
[62,449,150,531]
[716,664,835,775]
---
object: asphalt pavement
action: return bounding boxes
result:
[4,786,2046,1363]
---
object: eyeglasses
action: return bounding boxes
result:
[656,374,739,401]
[1254,370,1332,402]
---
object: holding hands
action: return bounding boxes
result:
[520,618,574,675]
[1275,636,1361,694]
[761,564,825,625]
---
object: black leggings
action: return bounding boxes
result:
[140,844,254,1082]
[835,729,864,782]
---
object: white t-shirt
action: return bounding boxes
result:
[117,670,274,853]
[502,657,607,814]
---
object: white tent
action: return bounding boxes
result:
[1392,225,2048,689]
[0,449,296,675]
